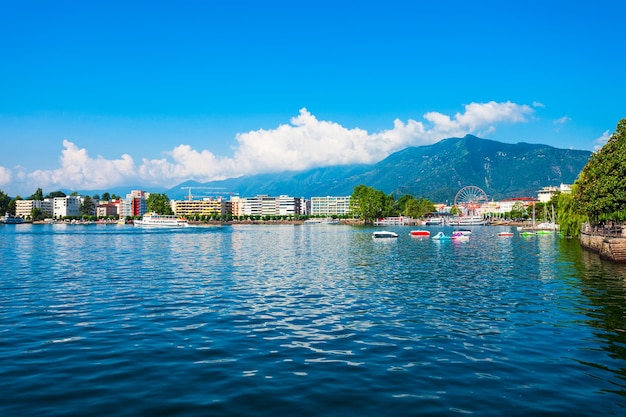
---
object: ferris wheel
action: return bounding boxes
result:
[454,186,489,216]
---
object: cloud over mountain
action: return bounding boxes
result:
[2,101,536,194]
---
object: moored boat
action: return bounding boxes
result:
[372,230,398,239]
[410,230,430,237]
[134,213,189,228]
[0,213,24,224]
[497,232,514,237]
[451,231,469,240]
[453,229,472,236]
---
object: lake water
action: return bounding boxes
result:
[1,223,625,416]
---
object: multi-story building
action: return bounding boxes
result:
[15,199,53,218]
[310,196,351,216]
[240,195,304,217]
[173,197,230,217]
[120,190,149,218]
[537,183,572,203]
[53,195,82,218]
[96,200,121,218]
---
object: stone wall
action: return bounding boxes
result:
[580,231,626,262]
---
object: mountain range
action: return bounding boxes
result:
[165,135,592,203]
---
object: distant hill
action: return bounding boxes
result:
[166,135,592,202]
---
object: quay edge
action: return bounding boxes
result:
[580,227,626,263]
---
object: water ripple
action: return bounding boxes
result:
[1,224,625,416]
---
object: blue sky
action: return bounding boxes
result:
[1,0,624,197]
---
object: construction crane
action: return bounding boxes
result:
[180,186,238,201]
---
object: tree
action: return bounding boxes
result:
[349,185,392,224]
[102,192,111,201]
[7,196,21,215]
[0,190,11,214]
[510,201,526,220]
[575,118,626,223]
[404,197,436,218]
[80,196,96,216]
[29,188,44,201]
[555,188,585,237]
[47,191,66,198]
[31,207,43,221]
[147,193,173,215]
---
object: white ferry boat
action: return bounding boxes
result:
[133,213,189,228]
[0,213,24,224]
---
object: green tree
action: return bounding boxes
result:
[29,188,44,200]
[8,196,21,216]
[404,197,436,218]
[47,191,66,198]
[510,202,526,220]
[147,193,173,215]
[349,185,392,224]
[101,192,111,201]
[0,190,9,214]
[556,188,585,237]
[80,196,96,216]
[31,207,43,221]
[575,118,626,223]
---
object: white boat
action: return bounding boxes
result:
[451,231,469,240]
[453,216,488,226]
[453,229,472,236]
[372,230,398,239]
[134,213,189,228]
[0,213,24,224]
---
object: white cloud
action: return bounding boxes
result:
[0,166,11,186]
[593,130,611,151]
[554,116,570,125]
[27,140,136,191]
[9,101,536,193]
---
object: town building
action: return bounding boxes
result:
[53,195,82,218]
[15,199,53,218]
[310,196,351,216]
[537,183,572,203]
[120,190,149,218]
[173,197,230,217]
[96,200,121,218]
[237,195,304,217]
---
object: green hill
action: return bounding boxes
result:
[167,135,591,202]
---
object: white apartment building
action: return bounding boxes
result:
[310,196,351,216]
[53,196,82,218]
[15,199,54,218]
[239,195,303,217]
[537,183,572,203]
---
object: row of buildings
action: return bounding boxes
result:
[14,185,571,220]
[14,191,353,220]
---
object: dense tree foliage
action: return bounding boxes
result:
[29,188,44,201]
[79,196,96,216]
[575,118,626,223]
[349,185,393,224]
[147,193,173,215]
[46,191,66,198]
[555,188,586,237]
[101,192,111,201]
[403,197,436,218]
[350,185,436,224]
[0,190,10,214]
